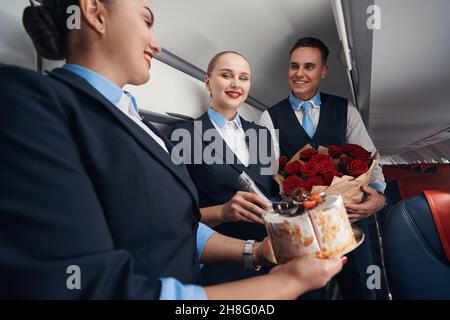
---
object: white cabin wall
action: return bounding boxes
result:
[0,0,36,69]
[0,0,265,124]
[237,104,263,124]
[150,0,353,107]
[125,59,262,123]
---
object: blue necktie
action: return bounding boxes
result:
[300,102,314,138]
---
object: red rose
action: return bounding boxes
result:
[339,156,354,165]
[346,159,369,177]
[283,175,303,196]
[343,144,361,153]
[353,150,371,161]
[310,153,332,163]
[278,156,288,168]
[323,170,343,185]
[300,148,319,161]
[326,145,344,158]
[300,161,318,177]
[284,160,302,175]
[317,159,335,174]
[303,176,326,192]
[343,144,371,159]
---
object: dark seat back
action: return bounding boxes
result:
[384,193,450,299]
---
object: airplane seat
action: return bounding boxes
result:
[380,165,450,232]
[383,190,450,299]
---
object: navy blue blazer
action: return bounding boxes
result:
[171,112,276,285]
[0,66,202,299]
[171,112,277,241]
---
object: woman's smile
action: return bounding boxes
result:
[225,90,242,99]
[143,50,154,69]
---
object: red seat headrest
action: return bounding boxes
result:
[424,190,450,261]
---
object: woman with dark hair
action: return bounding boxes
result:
[0,0,343,299]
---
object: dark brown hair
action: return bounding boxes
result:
[23,0,109,60]
[290,37,329,65]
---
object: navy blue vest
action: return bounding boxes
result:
[268,92,348,159]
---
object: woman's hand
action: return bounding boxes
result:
[220,191,271,224]
[345,185,385,223]
[270,256,345,294]
[203,236,345,300]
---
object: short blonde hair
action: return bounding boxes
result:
[206,51,248,76]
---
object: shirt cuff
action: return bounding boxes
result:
[197,223,216,259]
[369,182,385,193]
[159,277,207,300]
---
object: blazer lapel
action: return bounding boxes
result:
[241,119,272,196]
[198,113,271,197]
[141,119,174,153]
[49,68,198,203]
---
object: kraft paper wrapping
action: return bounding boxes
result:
[275,144,380,204]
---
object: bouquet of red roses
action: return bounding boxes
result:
[274,144,379,204]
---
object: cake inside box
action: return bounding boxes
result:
[264,195,357,262]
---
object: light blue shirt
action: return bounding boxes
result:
[368,182,384,193]
[63,64,140,113]
[288,90,322,110]
[207,107,242,128]
[62,64,217,300]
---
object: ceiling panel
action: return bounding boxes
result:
[370,0,450,157]
[150,0,352,107]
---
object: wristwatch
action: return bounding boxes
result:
[243,240,262,271]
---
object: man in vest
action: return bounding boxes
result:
[260,37,386,299]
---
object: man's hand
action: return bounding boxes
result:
[221,191,270,224]
[345,185,385,223]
